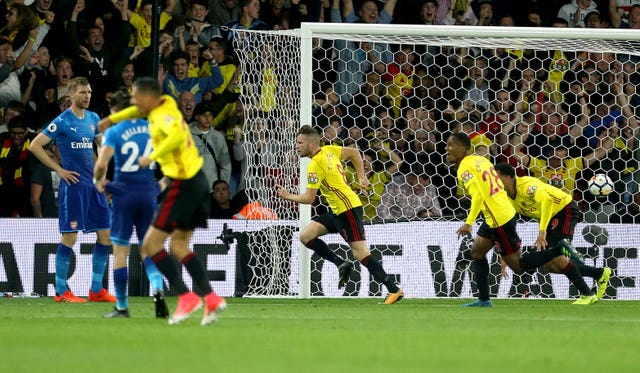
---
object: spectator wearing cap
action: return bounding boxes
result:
[557,0,598,28]
[162,50,223,105]
[190,101,232,192]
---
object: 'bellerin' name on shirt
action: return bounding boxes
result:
[121,125,149,141]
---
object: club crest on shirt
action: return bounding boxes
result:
[526,185,537,198]
[308,173,318,184]
[90,125,95,132]
[47,123,57,132]
[461,171,472,184]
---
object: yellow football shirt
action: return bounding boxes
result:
[260,67,277,112]
[129,11,171,48]
[307,145,362,215]
[108,95,203,180]
[510,176,572,231]
[457,155,515,227]
[528,156,583,195]
[546,50,570,103]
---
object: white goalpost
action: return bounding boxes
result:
[233,24,640,300]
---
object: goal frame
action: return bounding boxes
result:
[297,23,640,299]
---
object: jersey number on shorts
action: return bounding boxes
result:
[482,167,502,196]
[121,139,154,172]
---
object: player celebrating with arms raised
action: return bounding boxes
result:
[277,125,403,304]
[494,162,611,301]
[29,77,115,303]
[446,132,597,306]
[98,77,226,325]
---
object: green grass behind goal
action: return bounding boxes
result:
[1,297,638,372]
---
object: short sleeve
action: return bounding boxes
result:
[42,116,62,141]
[102,127,117,149]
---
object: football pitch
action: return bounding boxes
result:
[1,297,638,372]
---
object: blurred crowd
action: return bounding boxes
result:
[1,0,639,224]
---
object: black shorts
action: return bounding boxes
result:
[314,206,366,243]
[477,216,522,256]
[546,201,580,247]
[153,170,210,232]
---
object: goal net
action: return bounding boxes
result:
[232,24,640,300]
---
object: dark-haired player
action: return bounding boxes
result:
[494,162,611,300]
[93,89,167,319]
[277,125,404,304]
[446,132,597,306]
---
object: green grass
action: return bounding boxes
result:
[1,297,638,372]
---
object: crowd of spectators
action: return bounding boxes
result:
[0,0,639,224]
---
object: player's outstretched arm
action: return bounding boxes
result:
[276,185,318,205]
[100,105,143,132]
[97,117,113,133]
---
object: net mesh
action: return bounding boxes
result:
[233,26,640,298]
[234,30,302,221]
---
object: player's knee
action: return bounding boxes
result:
[299,232,315,246]
[470,252,482,261]
[546,256,568,273]
[470,249,488,261]
[505,255,524,275]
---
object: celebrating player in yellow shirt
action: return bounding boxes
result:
[277,125,404,304]
[495,162,611,300]
[446,132,597,306]
[98,77,226,325]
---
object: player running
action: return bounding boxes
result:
[494,162,611,300]
[28,77,116,303]
[446,132,597,306]
[93,89,169,318]
[277,125,404,304]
